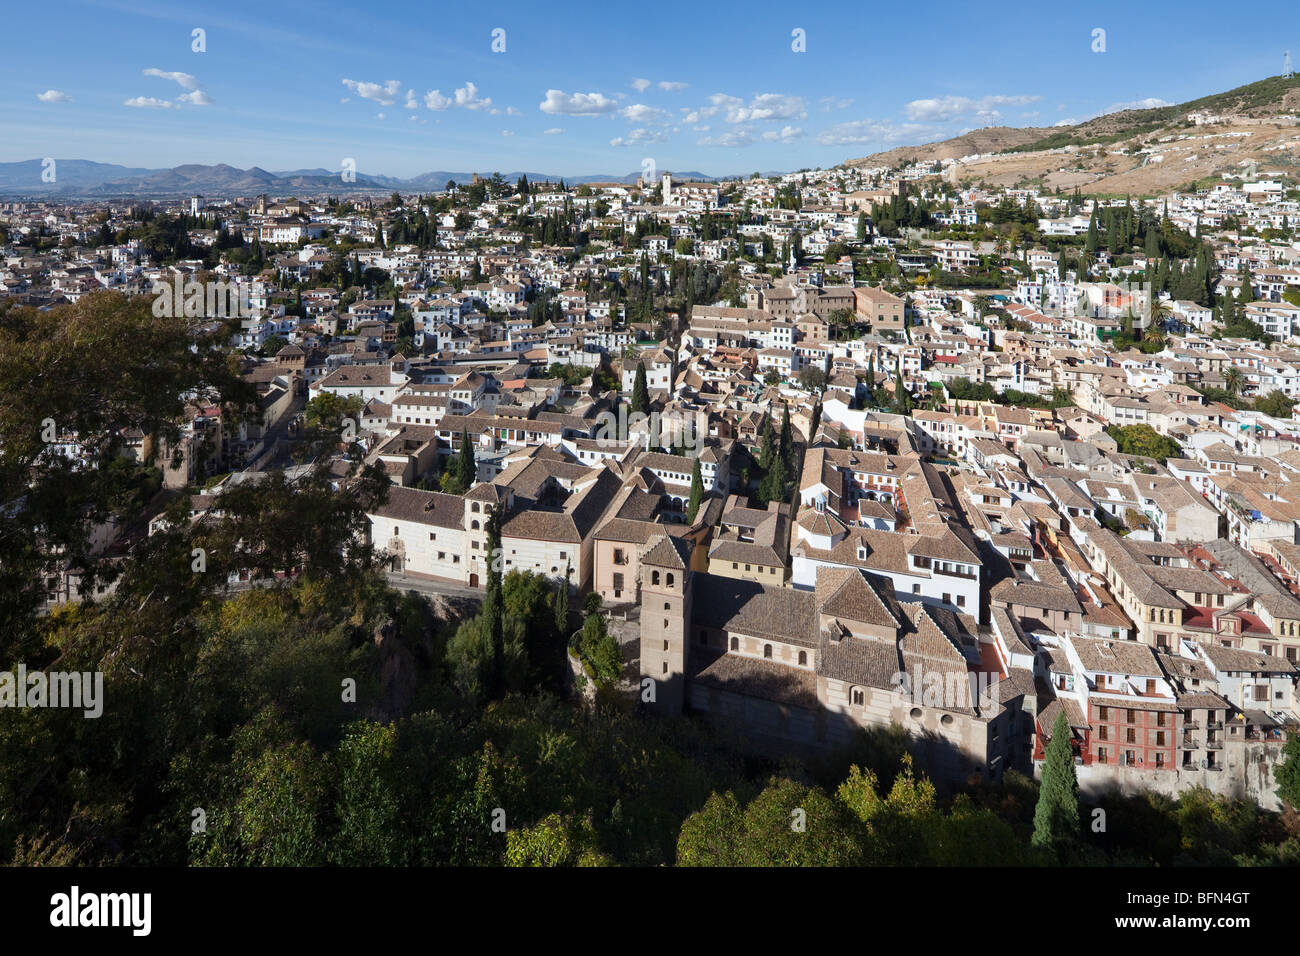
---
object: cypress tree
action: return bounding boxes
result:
[1032,710,1081,856]
[687,458,704,524]
[758,416,776,472]
[483,504,505,693]
[456,429,476,490]
[779,404,792,465]
[632,361,649,414]
[893,369,912,415]
[554,563,571,635]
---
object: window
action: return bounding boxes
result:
[798,651,807,666]
[1126,709,1135,723]
[912,584,921,594]
[763,644,772,659]
[393,526,399,536]
[613,573,624,590]
[663,640,668,651]
[663,619,669,629]
[943,593,951,605]
[956,595,966,607]
[429,532,436,541]
[1126,728,1136,744]
[666,573,675,587]
[852,688,865,706]
[662,662,668,674]
[472,502,480,513]
[730,637,739,651]
[652,570,660,586]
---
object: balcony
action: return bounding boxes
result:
[1181,736,1200,748]
[1206,739,1223,750]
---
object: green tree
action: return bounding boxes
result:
[454,429,477,490]
[1277,732,1300,810]
[631,361,649,414]
[687,458,704,524]
[1032,711,1080,857]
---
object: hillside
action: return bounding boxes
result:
[848,74,1300,195]
[847,126,1051,168]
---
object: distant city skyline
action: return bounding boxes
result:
[2,0,1297,177]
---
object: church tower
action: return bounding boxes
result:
[639,534,693,714]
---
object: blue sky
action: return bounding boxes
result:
[2,0,1297,178]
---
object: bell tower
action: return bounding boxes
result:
[639,534,693,714]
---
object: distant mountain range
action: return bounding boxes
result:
[0,161,752,198]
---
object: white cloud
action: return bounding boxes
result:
[424,90,451,111]
[1102,97,1171,114]
[904,94,1040,123]
[377,112,385,120]
[179,90,212,106]
[761,125,804,143]
[543,127,565,135]
[539,89,619,115]
[611,128,668,147]
[819,96,854,112]
[658,80,688,92]
[340,97,350,104]
[143,68,199,91]
[37,90,70,103]
[622,103,672,124]
[502,129,514,137]
[124,96,175,109]
[631,78,652,92]
[695,93,806,124]
[506,106,522,116]
[342,78,401,106]
[405,90,419,110]
[454,82,492,111]
[697,128,755,148]
[816,119,932,146]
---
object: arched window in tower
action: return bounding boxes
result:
[798,651,807,666]
[472,502,480,513]
[763,644,772,659]
[666,572,675,587]
[652,570,660,586]
[471,520,480,530]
